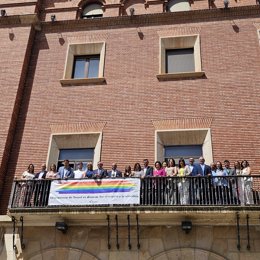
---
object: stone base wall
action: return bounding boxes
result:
[1,225,260,260]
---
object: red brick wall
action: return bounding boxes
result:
[1,1,260,213]
[0,26,35,208]
[5,17,260,174]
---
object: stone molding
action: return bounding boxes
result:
[152,117,213,130]
[149,247,227,260]
[41,6,260,30]
[27,247,99,260]
[49,122,107,134]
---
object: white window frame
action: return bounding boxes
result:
[46,132,103,170]
[60,42,106,85]
[155,128,213,165]
[157,35,205,80]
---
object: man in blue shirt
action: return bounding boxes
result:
[57,159,74,179]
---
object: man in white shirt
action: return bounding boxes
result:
[74,162,85,179]
[57,159,74,179]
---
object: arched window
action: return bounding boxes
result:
[81,3,103,19]
[166,0,190,12]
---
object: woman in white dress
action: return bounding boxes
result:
[17,164,35,207]
[232,161,241,204]
[132,163,145,178]
[22,164,35,180]
[165,159,178,177]
[46,164,57,179]
[165,158,178,204]
[241,160,253,205]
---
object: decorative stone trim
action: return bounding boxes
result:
[157,71,205,80]
[62,42,106,84]
[0,14,39,26]
[149,248,226,260]
[0,1,37,8]
[152,118,213,130]
[41,6,260,29]
[49,122,107,134]
[60,77,106,86]
[27,247,99,260]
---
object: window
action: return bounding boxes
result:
[47,133,103,170]
[57,148,94,170]
[166,0,191,12]
[157,35,205,80]
[165,145,202,163]
[156,129,213,165]
[166,48,194,73]
[81,3,103,19]
[72,55,100,79]
[61,42,106,85]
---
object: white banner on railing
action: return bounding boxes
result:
[48,178,141,206]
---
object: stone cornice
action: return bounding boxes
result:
[7,207,260,227]
[0,14,40,28]
[44,7,78,13]
[41,5,260,30]
[0,1,37,8]
[1,6,260,29]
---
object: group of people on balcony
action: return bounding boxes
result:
[21,159,151,180]
[19,157,253,207]
[210,160,253,205]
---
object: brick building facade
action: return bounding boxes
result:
[0,0,260,259]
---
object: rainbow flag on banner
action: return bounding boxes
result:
[48,179,141,205]
[56,180,136,194]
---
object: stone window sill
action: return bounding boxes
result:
[156,71,205,81]
[60,77,106,86]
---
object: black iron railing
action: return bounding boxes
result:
[9,176,260,209]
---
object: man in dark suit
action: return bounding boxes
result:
[188,158,199,204]
[93,161,107,178]
[57,159,74,179]
[107,163,122,178]
[34,163,47,206]
[34,163,47,179]
[197,156,212,204]
[142,159,154,204]
[143,159,153,177]
[188,158,199,176]
[197,157,212,176]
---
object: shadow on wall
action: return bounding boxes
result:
[0,33,50,214]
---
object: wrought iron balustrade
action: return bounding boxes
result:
[8,175,260,209]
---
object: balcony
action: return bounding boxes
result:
[7,175,260,230]
[8,176,260,211]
